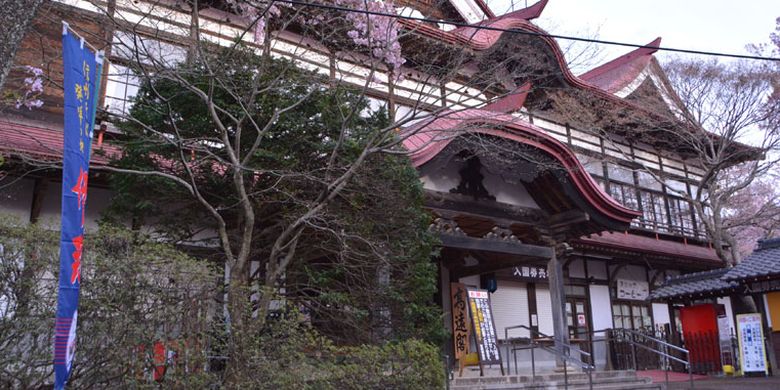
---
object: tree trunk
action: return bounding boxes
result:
[0,0,46,91]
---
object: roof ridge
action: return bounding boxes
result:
[500,0,548,21]
[666,268,730,284]
[757,237,780,251]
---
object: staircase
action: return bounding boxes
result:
[450,370,664,390]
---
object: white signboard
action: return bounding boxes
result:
[616,279,649,301]
[737,313,768,375]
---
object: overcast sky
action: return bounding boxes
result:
[485,0,780,73]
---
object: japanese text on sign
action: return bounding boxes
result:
[467,288,502,365]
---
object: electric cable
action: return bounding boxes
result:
[270,0,780,62]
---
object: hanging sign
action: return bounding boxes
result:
[450,283,471,360]
[736,313,768,376]
[53,22,104,390]
[616,279,649,301]
[467,289,502,365]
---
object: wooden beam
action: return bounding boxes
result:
[439,233,552,259]
[425,190,546,224]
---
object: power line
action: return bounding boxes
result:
[271,0,780,62]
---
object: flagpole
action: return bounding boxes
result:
[61,21,102,53]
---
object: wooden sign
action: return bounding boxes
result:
[450,283,470,360]
[737,313,768,375]
[467,288,502,367]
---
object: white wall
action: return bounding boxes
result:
[419,160,461,193]
[535,285,555,336]
[589,284,612,370]
[589,285,612,335]
[481,171,539,208]
[612,264,647,282]
[418,159,540,208]
[652,303,670,327]
[717,297,735,333]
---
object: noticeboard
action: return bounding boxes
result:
[467,289,502,365]
[736,313,768,375]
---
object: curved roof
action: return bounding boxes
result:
[398,3,671,119]
[579,37,662,94]
[402,109,641,226]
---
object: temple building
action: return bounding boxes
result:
[0,0,739,378]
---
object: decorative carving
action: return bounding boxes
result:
[428,218,466,236]
[483,226,520,243]
[450,153,495,201]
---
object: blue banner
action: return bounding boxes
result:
[54,25,102,390]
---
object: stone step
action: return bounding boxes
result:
[452,370,637,386]
[450,370,664,390]
[451,379,662,390]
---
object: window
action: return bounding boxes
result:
[612,302,652,330]
[606,163,634,184]
[608,181,638,210]
[639,190,668,232]
[637,171,662,191]
[112,31,187,66]
[104,63,140,117]
[668,197,695,236]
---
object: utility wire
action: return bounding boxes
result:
[271,0,780,62]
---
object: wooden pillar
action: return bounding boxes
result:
[548,242,569,364]
[29,177,48,224]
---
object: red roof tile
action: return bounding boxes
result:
[574,231,721,265]
[0,120,119,165]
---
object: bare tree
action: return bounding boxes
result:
[660,58,780,264]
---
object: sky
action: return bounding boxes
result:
[485,0,780,73]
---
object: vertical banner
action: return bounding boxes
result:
[54,23,103,390]
[736,313,768,376]
[450,283,470,360]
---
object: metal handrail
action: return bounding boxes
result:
[503,324,594,390]
[572,327,695,389]
[504,325,592,364]
[618,328,690,355]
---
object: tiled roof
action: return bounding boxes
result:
[573,231,722,265]
[0,120,119,165]
[579,38,662,94]
[648,268,741,301]
[723,238,780,281]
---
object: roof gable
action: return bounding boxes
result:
[579,37,662,94]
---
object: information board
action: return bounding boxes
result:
[736,313,768,375]
[467,289,502,365]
